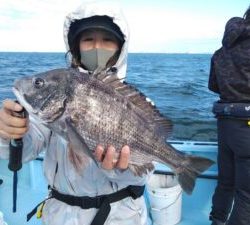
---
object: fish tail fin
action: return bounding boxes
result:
[176,155,214,195]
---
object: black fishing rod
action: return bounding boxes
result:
[8,101,27,212]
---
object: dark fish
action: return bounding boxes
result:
[13,68,214,194]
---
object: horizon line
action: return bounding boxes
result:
[0,51,213,54]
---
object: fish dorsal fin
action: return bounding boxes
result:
[93,70,173,138]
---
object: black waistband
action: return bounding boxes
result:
[52,185,145,225]
[212,102,250,118]
[51,185,145,209]
[27,185,145,225]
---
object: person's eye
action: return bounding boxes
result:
[103,37,115,42]
[32,77,45,89]
[81,37,93,42]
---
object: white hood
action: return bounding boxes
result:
[63,2,129,79]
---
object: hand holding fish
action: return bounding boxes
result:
[95,144,130,170]
[0,99,28,139]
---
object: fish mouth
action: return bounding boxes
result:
[12,87,38,115]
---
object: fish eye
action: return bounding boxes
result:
[33,77,45,89]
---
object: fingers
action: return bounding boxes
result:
[1,99,27,127]
[0,128,27,139]
[0,118,29,139]
[94,144,130,170]
[0,99,28,139]
[0,121,28,139]
[3,99,23,112]
[116,145,130,170]
[102,145,116,170]
[95,144,105,161]
[0,110,27,128]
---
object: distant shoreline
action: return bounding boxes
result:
[0,51,212,55]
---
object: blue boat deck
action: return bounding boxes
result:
[0,141,218,225]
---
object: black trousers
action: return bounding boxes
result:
[210,118,250,225]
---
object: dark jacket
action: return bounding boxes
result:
[208,17,250,103]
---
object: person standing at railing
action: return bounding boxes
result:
[208,6,250,225]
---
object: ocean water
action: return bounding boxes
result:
[0,52,218,141]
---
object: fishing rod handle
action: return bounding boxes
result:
[8,102,27,172]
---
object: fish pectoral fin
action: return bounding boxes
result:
[129,163,155,177]
[65,117,97,165]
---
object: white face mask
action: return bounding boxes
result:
[80,48,116,71]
